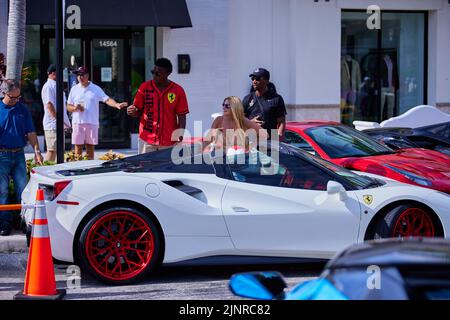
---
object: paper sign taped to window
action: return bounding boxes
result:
[101,67,112,82]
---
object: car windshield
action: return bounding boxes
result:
[286,145,381,189]
[306,125,394,158]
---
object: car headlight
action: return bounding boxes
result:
[383,164,433,186]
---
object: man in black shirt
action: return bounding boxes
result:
[242,68,286,141]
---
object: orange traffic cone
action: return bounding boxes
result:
[14,189,66,300]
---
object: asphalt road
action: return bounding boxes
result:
[0,253,324,300]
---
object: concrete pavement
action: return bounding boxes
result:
[0,262,322,300]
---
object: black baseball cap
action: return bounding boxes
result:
[47,64,56,74]
[249,67,270,80]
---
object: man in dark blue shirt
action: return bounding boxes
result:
[242,68,286,141]
[0,79,43,236]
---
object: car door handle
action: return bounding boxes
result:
[232,206,249,212]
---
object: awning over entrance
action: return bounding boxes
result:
[26,0,192,28]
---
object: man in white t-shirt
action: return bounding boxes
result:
[67,66,128,160]
[41,64,71,162]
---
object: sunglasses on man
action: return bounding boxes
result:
[251,76,262,81]
[6,93,21,101]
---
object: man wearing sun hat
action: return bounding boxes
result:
[67,66,128,160]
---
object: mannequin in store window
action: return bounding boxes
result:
[340,54,361,124]
[380,53,398,120]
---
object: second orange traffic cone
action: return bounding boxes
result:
[14,189,66,300]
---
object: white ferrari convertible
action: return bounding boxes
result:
[21,143,450,284]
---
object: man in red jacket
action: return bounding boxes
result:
[127,58,189,153]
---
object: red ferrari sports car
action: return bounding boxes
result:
[285,121,450,194]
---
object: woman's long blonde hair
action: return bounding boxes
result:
[223,96,248,149]
[225,96,247,130]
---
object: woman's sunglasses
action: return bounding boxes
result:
[222,103,231,109]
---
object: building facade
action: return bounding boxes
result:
[161,0,450,133]
[1,0,449,147]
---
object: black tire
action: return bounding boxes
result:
[77,206,161,285]
[373,204,439,239]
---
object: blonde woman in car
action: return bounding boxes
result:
[206,96,267,153]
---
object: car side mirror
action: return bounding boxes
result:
[327,181,348,201]
[229,271,287,300]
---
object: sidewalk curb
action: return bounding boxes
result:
[0,232,28,254]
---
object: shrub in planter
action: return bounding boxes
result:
[98,150,126,161]
[64,150,89,162]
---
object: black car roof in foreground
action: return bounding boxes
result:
[326,238,450,269]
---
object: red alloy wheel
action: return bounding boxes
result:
[85,211,155,281]
[392,208,435,238]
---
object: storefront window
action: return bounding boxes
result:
[22,25,43,134]
[131,31,145,100]
[22,25,156,146]
[341,11,426,125]
[130,27,154,133]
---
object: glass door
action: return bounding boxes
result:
[44,32,131,149]
[91,38,130,148]
[382,13,425,116]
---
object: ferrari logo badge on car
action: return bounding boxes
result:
[168,93,176,104]
[363,195,373,205]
